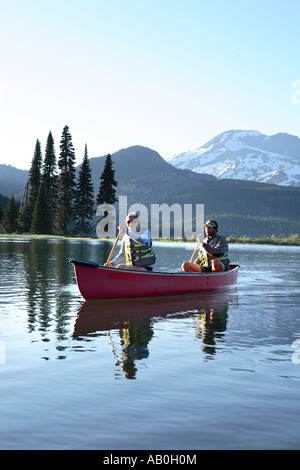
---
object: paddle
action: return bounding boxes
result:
[106,232,120,265]
[190,238,202,263]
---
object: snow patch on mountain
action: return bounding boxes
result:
[167,130,300,187]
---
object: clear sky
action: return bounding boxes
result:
[0,0,299,170]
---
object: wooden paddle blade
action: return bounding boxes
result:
[106,232,120,265]
[190,240,201,263]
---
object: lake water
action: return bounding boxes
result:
[0,237,300,451]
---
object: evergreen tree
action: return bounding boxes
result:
[19,140,43,232]
[55,125,76,233]
[0,205,4,226]
[96,154,117,205]
[28,139,43,207]
[17,182,31,233]
[30,181,52,234]
[74,144,95,234]
[43,131,58,224]
[3,195,19,233]
[0,194,10,211]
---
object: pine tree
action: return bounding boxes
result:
[74,144,95,234]
[17,182,31,233]
[55,125,76,233]
[3,195,20,233]
[17,140,42,232]
[43,131,58,225]
[30,181,52,234]
[22,140,43,231]
[28,139,43,205]
[96,154,117,205]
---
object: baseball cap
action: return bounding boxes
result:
[204,219,218,229]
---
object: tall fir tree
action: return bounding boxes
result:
[17,182,31,233]
[3,195,20,233]
[30,181,52,234]
[18,140,43,232]
[55,125,76,233]
[96,154,117,205]
[28,139,43,206]
[42,131,58,225]
[74,144,95,234]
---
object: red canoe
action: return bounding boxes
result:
[70,259,239,300]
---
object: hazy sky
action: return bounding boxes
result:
[1,0,299,170]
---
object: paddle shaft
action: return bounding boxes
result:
[106,232,120,265]
[190,239,201,263]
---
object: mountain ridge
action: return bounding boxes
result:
[0,164,29,198]
[86,145,300,237]
[167,130,300,187]
[1,143,300,237]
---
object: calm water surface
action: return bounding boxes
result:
[0,238,300,450]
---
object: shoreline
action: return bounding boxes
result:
[0,233,299,247]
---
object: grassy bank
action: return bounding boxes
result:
[0,233,95,240]
[227,234,300,246]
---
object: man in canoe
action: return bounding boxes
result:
[105,212,156,271]
[181,219,229,273]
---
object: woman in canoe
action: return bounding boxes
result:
[105,212,156,271]
[182,219,229,273]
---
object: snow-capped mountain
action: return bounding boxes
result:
[167,130,300,187]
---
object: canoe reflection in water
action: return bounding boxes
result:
[74,292,236,379]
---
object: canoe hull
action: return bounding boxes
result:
[70,260,239,300]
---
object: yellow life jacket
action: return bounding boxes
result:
[195,235,229,267]
[125,236,156,267]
